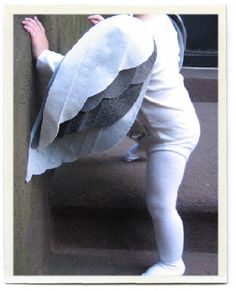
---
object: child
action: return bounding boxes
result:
[22,14,200,276]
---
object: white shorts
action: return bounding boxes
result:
[139,119,200,160]
[129,98,201,160]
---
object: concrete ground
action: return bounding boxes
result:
[44,102,218,276]
[47,207,217,276]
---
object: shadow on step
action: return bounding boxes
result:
[44,206,218,275]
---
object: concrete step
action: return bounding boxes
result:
[49,207,217,253]
[43,206,217,276]
[46,245,217,276]
[42,101,218,277]
[47,102,218,215]
[181,67,218,102]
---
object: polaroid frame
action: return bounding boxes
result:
[3,3,227,284]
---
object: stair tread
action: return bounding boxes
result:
[46,246,218,276]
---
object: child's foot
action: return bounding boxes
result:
[142,259,185,276]
[22,16,49,59]
[123,143,146,162]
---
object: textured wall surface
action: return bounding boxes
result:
[14,14,90,275]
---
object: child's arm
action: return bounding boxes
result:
[36,50,64,76]
[22,16,63,75]
[22,15,104,75]
[22,16,49,60]
[22,14,104,54]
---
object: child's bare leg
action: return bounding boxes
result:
[22,16,49,59]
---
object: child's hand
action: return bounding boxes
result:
[22,16,49,59]
[88,15,104,25]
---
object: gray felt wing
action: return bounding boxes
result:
[58,45,157,136]
[37,15,155,150]
[80,68,137,112]
[80,44,157,113]
[25,15,156,182]
[58,84,143,135]
[25,72,153,183]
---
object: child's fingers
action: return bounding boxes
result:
[34,16,45,31]
[22,25,34,36]
[88,15,104,24]
[88,15,99,20]
[92,15,104,21]
[23,17,37,24]
[22,19,36,29]
[22,21,34,31]
[22,21,37,33]
[22,17,42,31]
[90,19,99,25]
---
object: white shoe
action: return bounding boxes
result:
[123,143,146,162]
[141,260,185,276]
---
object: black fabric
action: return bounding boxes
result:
[167,14,187,68]
[168,14,187,49]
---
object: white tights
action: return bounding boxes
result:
[143,150,187,276]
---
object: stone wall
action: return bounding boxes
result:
[13,14,90,275]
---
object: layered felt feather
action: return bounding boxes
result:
[25,15,186,182]
[37,15,155,150]
[25,15,157,182]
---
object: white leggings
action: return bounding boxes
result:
[145,150,187,263]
